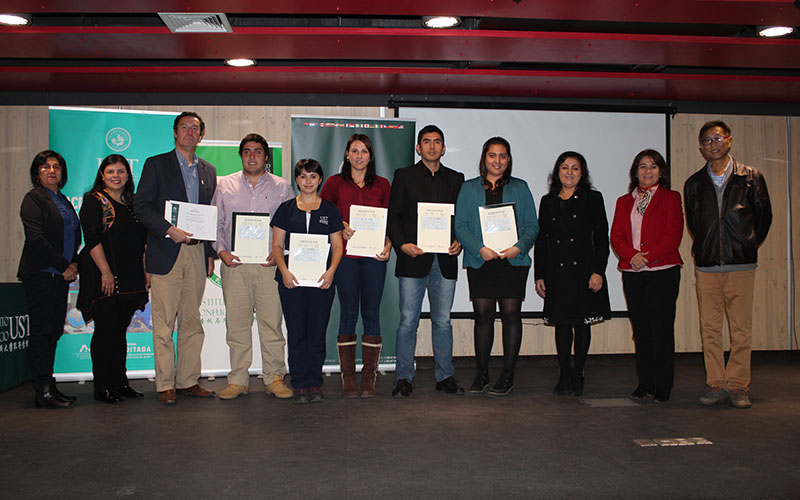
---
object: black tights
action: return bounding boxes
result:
[555,324,591,373]
[473,298,523,373]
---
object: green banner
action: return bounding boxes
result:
[0,283,31,392]
[290,116,416,365]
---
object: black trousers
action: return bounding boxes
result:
[91,296,140,391]
[22,272,69,391]
[622,266,681,395]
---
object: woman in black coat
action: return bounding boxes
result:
[534,151,610,396]
[17,150,81,408]
[77,155,148,404]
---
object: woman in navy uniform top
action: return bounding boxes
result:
[534,151,611,397]
[271,159,344,404]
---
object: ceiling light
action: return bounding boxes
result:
[225,58,256,67]
[756,26,795,38]
[0,14,31,26]
[422,16,461,29]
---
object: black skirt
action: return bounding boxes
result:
[466,259,529,299]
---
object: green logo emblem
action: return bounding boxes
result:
[105,127,132,152]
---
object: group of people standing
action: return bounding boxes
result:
[18,114,771,410]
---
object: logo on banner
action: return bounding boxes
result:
[0,314,29,353]
[105,127,132,152]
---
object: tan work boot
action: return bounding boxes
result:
[219,384,249,400]
[265,374,293,399]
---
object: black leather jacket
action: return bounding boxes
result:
[683,158,771,268]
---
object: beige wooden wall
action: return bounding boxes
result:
[1,106,796,357]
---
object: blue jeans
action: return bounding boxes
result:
[335,257,387,336]
[395,258,457,382]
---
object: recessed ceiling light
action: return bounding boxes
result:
[756,26,795,38]
[422,16,461,29]
[225,58,256,67]
[0,14,31,26]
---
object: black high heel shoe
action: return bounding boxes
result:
[118,385,144,399]
[94,389,124,404]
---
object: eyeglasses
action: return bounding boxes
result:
[701,135,730,147]
[40,164,62,172]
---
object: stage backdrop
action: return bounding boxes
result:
[290,115,416,367]
[48,106,283,380]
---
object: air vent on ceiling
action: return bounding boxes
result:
[158,12,233,33]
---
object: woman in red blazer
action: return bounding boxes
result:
[610,149,683,402]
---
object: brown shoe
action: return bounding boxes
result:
[337,335,358,398]
[360,335,382,398]
[176,384,216,398]
[158,389,177,405]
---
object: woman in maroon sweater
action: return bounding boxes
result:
[610,149,683,402]
[321,134,391,398]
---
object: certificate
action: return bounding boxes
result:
[231,212,270,264]
[164,200,218,241]
[417,202,454,253]
[347,205,387,257]
[288,233,330,287]
[479,203,518,253]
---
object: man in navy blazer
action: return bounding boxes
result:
[133,112,217,404]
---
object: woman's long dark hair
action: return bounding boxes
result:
[628,149,670,192]
[91,154,135,204]
[547,151,593,195]
[341,134,376,188]
[478,137,513,191]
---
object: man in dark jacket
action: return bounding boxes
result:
[684,120,771,409]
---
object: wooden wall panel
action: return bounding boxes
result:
[792,117,800,350]
[0,106,794,356]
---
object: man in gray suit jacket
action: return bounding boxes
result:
[133,112,217,405]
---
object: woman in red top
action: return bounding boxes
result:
[610,149,683,402]
[321,134,391,397]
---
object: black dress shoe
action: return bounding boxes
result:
[631,386,654,399]
[435,376,464,395]
[52,383,77,403]
[35,384,73,409]
[653,390,670,402]
[118,385,144,399]
[94,389,124,404]
[392,379,414,398]
[488,370,514,398]
[469,370,490,394]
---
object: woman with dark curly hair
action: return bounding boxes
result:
[18,150,80,408]
[77,154,148,404]
[534,151,610,397]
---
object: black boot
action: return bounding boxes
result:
[52,381,77,403]
[569,368,585,397]
[94,388,124,404]
[469,369,490,394]
[552,368,570,396]
[488,370,514,398]
[118,385,144,399]
[35,383,73,409]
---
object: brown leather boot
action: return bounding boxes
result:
[360,335,382,398]
[337,335,358,398]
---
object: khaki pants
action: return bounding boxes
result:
[150,244,207,391]
[695,269,756,390]
[220,263,285,387]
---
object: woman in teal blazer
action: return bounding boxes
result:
[455,137,538,397]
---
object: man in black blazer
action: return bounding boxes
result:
[387,124,465,397]
[133,112,217,404]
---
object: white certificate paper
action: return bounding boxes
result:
[417,202,454,253]
[231,212,270,264]
[347,205,387,257]
[288,233,330,287]
[478,203,518,253]
[164,200,218,241]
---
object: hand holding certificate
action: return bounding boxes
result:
[164,200,218,241]
[288,233,331,287]
[417,202,455,253]
[347,205,388,258]
[479,203,518,254]
[231,212,271,264]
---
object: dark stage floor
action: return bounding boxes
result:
[1,351,799,500]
